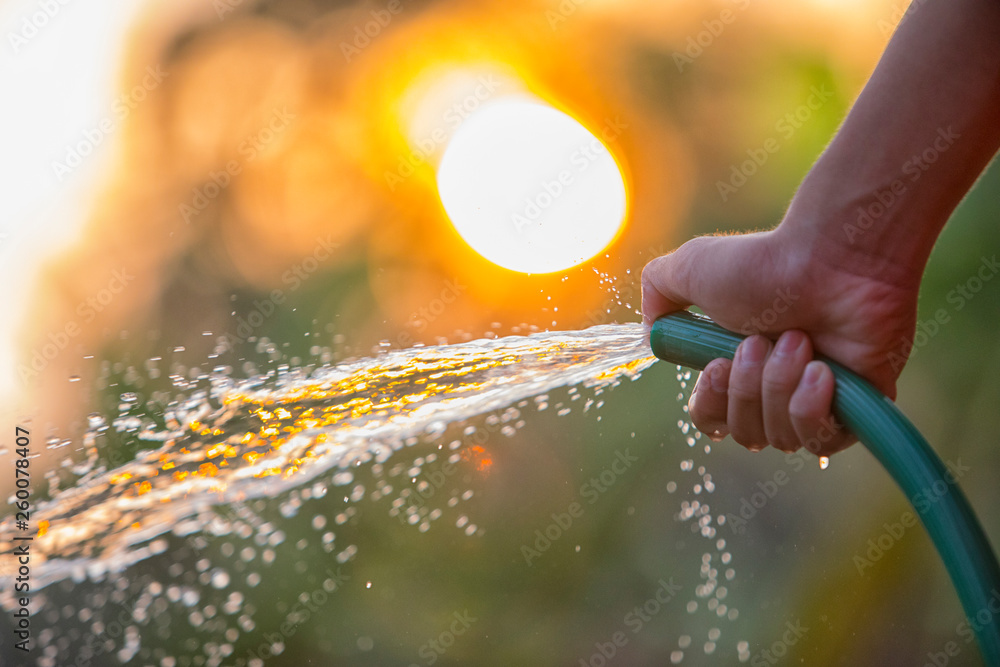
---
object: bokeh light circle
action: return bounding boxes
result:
[436,97,627,274]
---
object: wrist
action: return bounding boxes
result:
[774,165,932,293]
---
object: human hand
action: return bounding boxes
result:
[641,225,919,456]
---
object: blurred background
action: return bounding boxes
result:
[1,0,999,664]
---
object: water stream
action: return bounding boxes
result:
[1,324,655,594]
[1,324,747,665]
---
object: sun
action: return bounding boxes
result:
[435,96,628,274]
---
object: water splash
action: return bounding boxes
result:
[669,368,748,663]
[0,324,654,597]
[0,323,762,666]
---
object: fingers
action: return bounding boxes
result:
[727,335,772,451]
[689,335,850,456]
[690,358,732,441]
[762,331,812,452]
[789,361,855,455]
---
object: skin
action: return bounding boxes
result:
[641,0,1000,456]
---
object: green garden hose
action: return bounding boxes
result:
[650,311,1000,665]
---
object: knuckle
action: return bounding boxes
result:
[691,386,723,421]
[781,329,809,349]
[641,253,672,283]
[788,388,828,422]
[693,369,713,394]
[694,419,725,440]
[640,261,658,286]
[762,359,800,392]
[689,409,710,432]
[799,432,826,455]
[690,404,725,436]
[770,437,801,453]
[730,425,765,451]
[788,402,824,423]
[727,382,761,403]
[764,420,799,453]
[729,364,763,398]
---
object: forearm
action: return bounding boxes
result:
[782,0,1000,289]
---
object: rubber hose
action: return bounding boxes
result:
[650,311,1000,665]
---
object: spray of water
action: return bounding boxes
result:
[0,326,653,590]
[0,323,751,665]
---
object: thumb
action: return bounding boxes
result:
[641,238,707,326]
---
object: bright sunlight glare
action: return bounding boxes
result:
[436,97,627,274]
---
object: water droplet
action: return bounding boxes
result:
[211,570,230,589]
